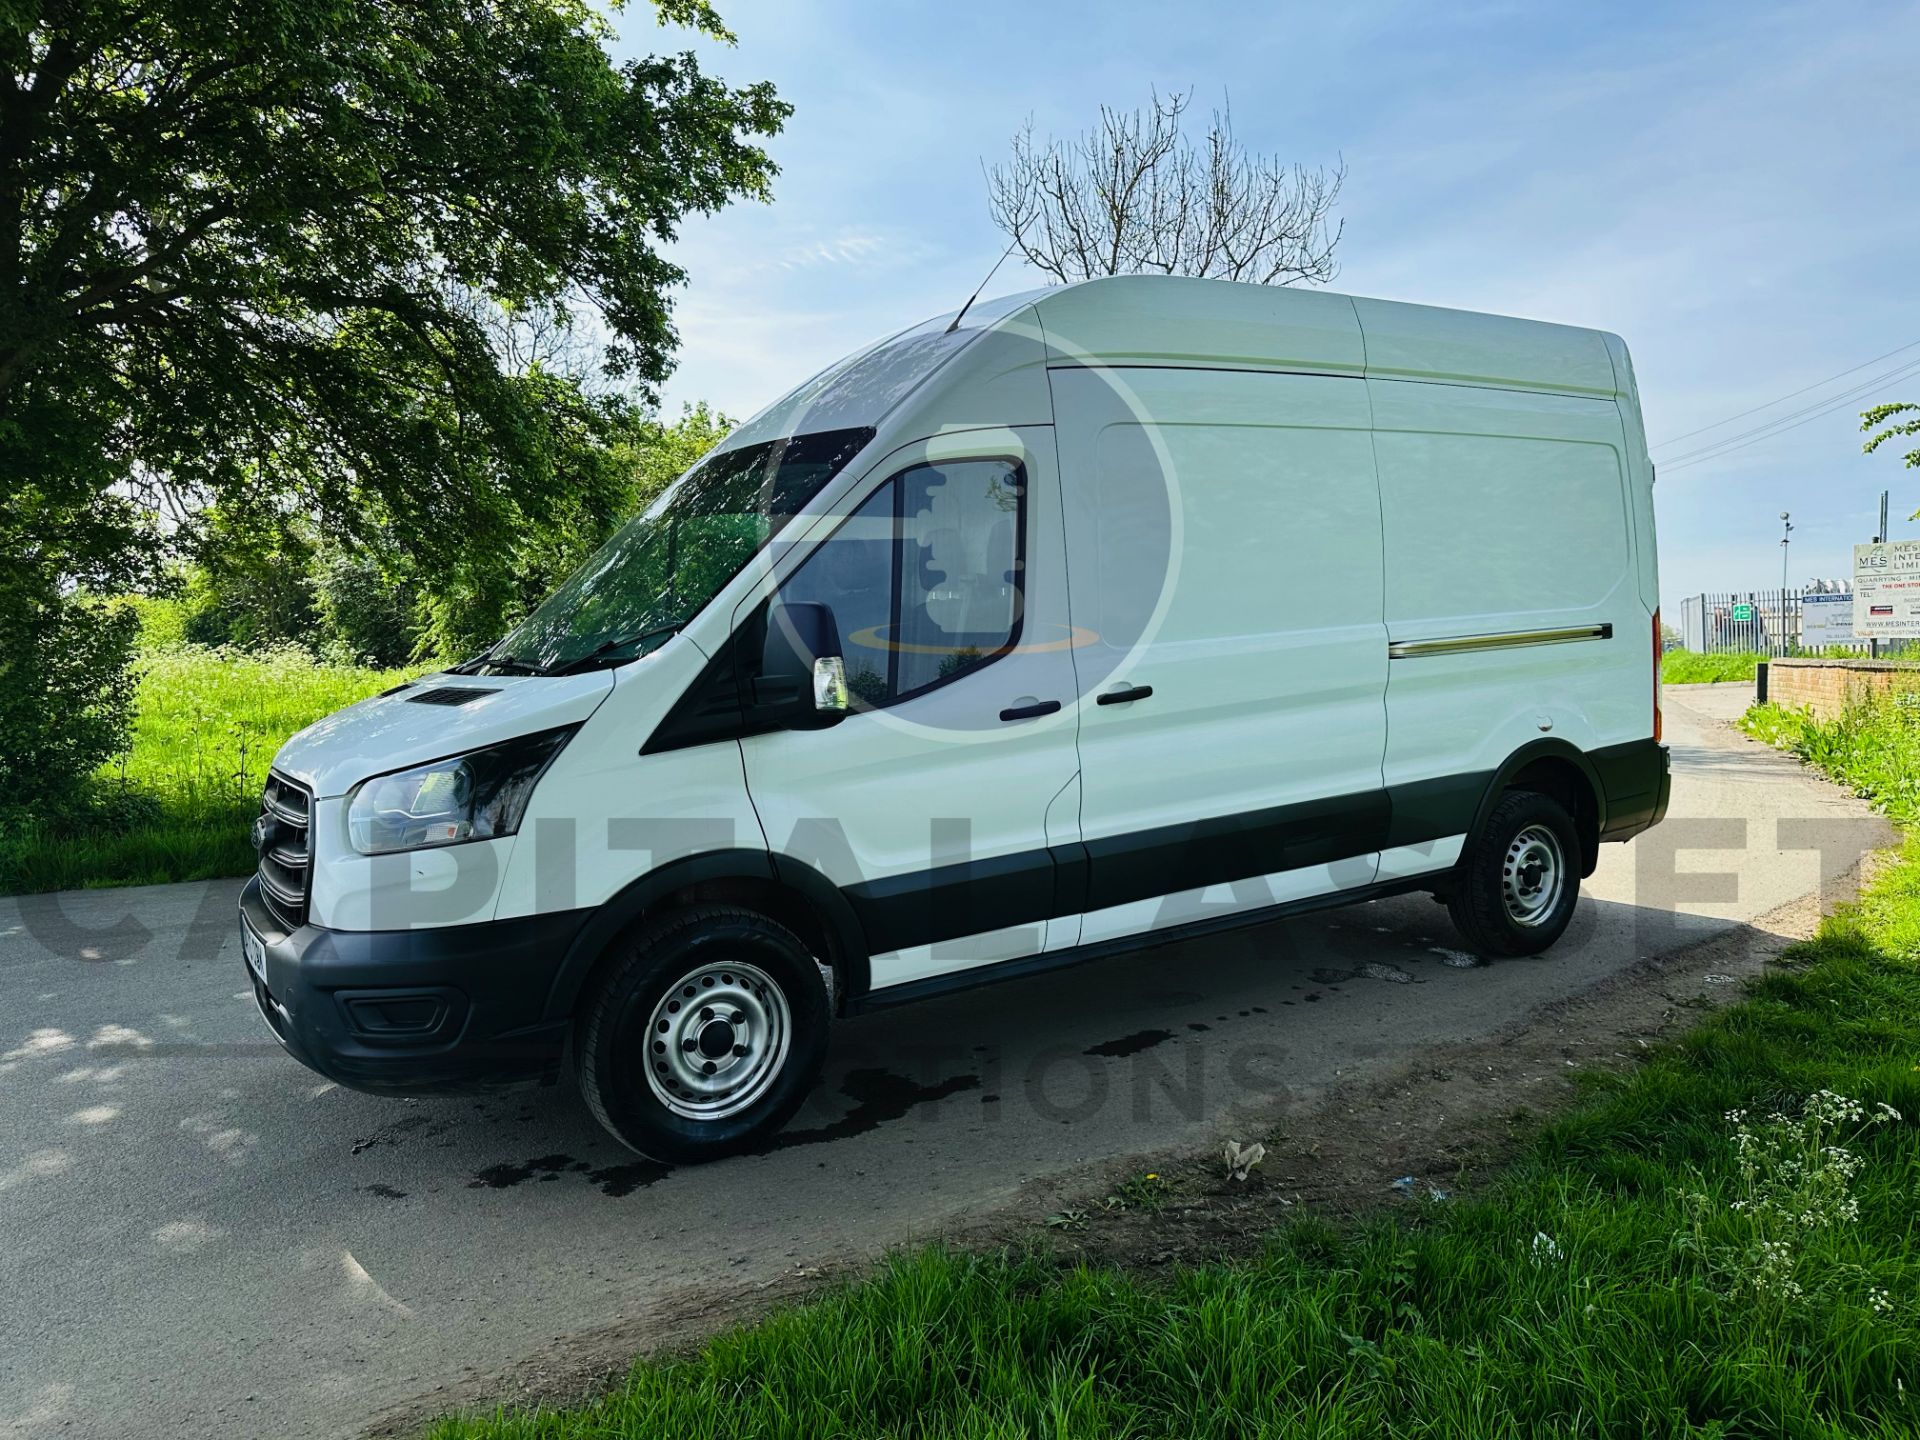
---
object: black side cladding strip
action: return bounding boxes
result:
[843,846,1058,956]
[1079,789,1392,913]
[838,777,1488,957]
[1383,771,1491,849]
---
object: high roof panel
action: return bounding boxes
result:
[1023,274,1620,399]
[1032,274,1365,375]
[716,275,1624,460]
[1348,294,1618,398]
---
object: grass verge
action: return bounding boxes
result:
[1743,693,1920,827]
[430,717,1920,1437]
[1661,648,1764,684]
[0,643,414,894]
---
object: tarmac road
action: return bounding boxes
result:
[0,683,1892,1439]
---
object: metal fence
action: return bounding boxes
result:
[1674,590,1914,657]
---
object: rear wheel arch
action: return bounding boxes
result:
[1470,740,1605,877]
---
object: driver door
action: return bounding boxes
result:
[737,428,1083,994]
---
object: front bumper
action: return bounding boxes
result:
[240,877,588,1095]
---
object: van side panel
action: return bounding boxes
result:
[1369,378,1651,817]
[1055,366,1390,946]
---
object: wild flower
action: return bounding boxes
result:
[1683,1090,1896,1313]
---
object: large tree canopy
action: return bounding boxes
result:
[0,0,787,813]
[1,0,784,562]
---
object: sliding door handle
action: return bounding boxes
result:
[1096,684,1154,706]
[999,699,1062,722]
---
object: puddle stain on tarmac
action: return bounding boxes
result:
[467,1153,585,1190]
[761,1067,981,1152]
[461,1066,983,1194]
[1082,1029,1175,1059]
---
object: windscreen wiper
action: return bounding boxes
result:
[449,647,551,676]
[552,621,684,676]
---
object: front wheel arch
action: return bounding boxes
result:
[542,850,868,1024]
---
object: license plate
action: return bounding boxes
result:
[241,916,268,984]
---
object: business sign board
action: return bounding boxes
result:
[1854,541,1920,638]
[1800,590,1855,647]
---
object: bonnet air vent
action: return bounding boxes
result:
[405,686,501,707]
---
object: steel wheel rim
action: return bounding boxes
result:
[1502,824,1564,927]
[642,961,791,1120]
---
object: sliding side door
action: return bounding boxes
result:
[1053,365,1390,946]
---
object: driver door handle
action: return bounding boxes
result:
[999,699,1062,722]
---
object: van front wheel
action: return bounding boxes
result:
[1446,789,1580,958]
[576,905,830,1163]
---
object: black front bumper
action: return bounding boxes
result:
[240,877,588,1095]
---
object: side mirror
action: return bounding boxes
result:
[750,601,849,730]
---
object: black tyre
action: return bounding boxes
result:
[576,905,830,1163]
[1445,789,1581,958]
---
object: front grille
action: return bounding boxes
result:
[255,771,312,932]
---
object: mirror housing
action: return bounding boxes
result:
[749,601,849,731]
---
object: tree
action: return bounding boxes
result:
[987,89,1345,286]
[0,0,788,814]
[412,400,734,658]
[1861,403,1920,518]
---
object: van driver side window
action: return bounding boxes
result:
[779,459,1025,708]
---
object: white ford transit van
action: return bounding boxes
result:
[241,275,1669,1161]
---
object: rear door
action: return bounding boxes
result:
[739,428,1083,992]
[1052,366,1390,945]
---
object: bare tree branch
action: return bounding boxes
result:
[987,89,1345,286]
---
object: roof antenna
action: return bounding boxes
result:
[945,239,1020,334]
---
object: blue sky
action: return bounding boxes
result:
[613,0,1920,601]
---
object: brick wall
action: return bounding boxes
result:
[1766,658,1920,719]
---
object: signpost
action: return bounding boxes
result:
[1800,589,1855,648]
[1730,602,1754,623]
[1853,540,1920,640]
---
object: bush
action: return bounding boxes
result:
[117,591,192,647]
[178,552,317,650]
[0,642,420,894]
[0,593,140,824]
[312,549,419,667]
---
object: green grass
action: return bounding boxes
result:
[0,643,416,894]
[430,720,1920,1438]
[1661,648,1765,684]
[1743,693,1920,828]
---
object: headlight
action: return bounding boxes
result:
[346,728,577,856]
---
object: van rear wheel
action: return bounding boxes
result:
[576,905,830,1163]
[1446,789,1580,958]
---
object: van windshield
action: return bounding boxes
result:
[481,426,874,674]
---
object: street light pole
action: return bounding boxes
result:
[1779,511,1793,593]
